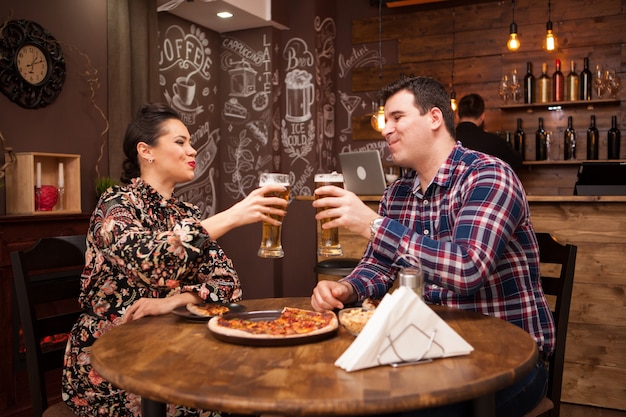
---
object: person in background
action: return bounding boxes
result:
[62,103,287,416]
[456,93,522,169]
[310,76,553,417]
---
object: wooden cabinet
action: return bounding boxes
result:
[0,214,89,416]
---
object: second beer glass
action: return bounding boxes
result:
[315,172,344,257]
[257,173,290,258]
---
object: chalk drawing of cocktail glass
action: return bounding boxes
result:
[285,69,314,122]
[339,90,362,134]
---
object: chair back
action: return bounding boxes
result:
[536,232,577,417]
[11,235,86,417]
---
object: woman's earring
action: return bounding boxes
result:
[148,158,154,164]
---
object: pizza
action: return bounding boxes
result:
[186,303,231,317]
[208,307,338,339]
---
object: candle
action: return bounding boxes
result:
[58,162,64,188]
[36,162,41,188]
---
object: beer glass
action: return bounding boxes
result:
[315,172,344,257]
[257,173,290,258]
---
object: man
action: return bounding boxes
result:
[311,76,552,417]
[456,93,522,169]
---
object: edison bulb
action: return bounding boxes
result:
[544,30,557,52]
[371,105,385,132]
[507,33,520,51]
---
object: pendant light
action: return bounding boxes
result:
[371,0,386,132]
[371,100,385,132]
[543,0,557,52]
[506,0,520,51]
[449,8,457,111]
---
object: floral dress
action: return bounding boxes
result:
[62,179,241,416]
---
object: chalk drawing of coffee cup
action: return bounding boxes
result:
[173,76,196,108]
[285,69,314,123]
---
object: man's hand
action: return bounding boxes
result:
[312,185,379,240]
[311,280,356,311]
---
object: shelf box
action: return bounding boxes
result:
[5,152,81,215]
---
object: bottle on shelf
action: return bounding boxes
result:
[579,57,593,101]
[608,115,621,159]
[514,118,525,160]
[586,115,599,160]
[536,117,548,161]
[552,58,564,102]
[566,60,579,101]
[524,61,535,104]
[538,62,551,104]
[564,116,576,160]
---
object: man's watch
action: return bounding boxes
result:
[369,217,383,241]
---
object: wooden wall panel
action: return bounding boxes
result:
[517,165,580,195]
[350,0,625,148]
[562,363,625,410]
[527,201,626,410]
[569,283,626,327]
[566,323,626,369]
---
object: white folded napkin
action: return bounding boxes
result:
[335,286,474,371]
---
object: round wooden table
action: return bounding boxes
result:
[90,297,538,417]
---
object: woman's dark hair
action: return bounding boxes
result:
[380,75,456,138]
[120,103,182,184]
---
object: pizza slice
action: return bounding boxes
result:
[186,303,231,318]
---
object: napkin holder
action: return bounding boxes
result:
[377,324,439,367]
[335,286,474,372]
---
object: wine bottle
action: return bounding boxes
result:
[552,58,564,102]
[566,60,579,101]
[514,118,525,160]
[536,117,548,161]
[608,115,621,159]
[524,61,535,104]
[586,115,599,160]
[579,57,593,100]
[538,62,551,104]
[564,116,576,160]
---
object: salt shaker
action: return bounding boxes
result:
[398,266,423,298]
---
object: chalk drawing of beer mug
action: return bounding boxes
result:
[285,69,314,123]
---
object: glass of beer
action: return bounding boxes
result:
[315,172,344,257]
[257,172,290,258]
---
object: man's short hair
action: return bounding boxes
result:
[457,93,485,119]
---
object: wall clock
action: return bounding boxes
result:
[0,19,66,109]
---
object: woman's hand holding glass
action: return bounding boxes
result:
[200,183,287,241]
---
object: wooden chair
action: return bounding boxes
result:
[11,235,87,417]
[524,232,577,417]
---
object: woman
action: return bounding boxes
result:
[62,103,287,416]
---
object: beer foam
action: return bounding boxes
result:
[314,171,344,183]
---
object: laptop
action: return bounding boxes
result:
[339,150,387,195]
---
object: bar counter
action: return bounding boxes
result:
[297,194,626,410]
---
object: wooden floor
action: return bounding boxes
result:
[561,403,626,417]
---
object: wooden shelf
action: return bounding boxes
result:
[5,152,81,215]
[500,98,620,112]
